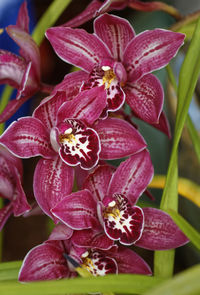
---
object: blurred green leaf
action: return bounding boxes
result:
[144,264,200,295]
[0,274,164,295]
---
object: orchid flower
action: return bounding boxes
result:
[52,150,189,250]
[0,71,146,220]
[18,223,151,282]
[63,0,182,28]
[46,13,184,133]
[0,144,30,230]
[0,2,49,123]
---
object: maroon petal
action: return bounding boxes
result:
[0,203,13,231]
[0,50,26,88]
[33,92,67,131]
[109,246,152,275]
[12,167,31,216]
[135,208,189,250]
[0,117,54,159]
[125,73,164,124]
[6,25,40,80]
[18,241,69,282]
[57,86,107,126]
[53,70,88,94]
[48,224,73,241]
[46,26,112,73]
[123,29,185,82]
[33,156,74,221]
[94,14,135,61]
[16,1,29,32]
[83,164,115,201]
[51,189,100,230]
[97,0,128,14]
[63,0,102,28]
[95,117,146,159]
[72,228,114,250]
[150,110,171,138]
[102,194,144,245]
[108,149,154,205]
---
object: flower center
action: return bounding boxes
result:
[103,200,121,219]
[59,127,76,145]
[102,66,116,89]
[81,251,96,275]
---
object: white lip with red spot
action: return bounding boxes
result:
[103,194,144,245]
[81,250,117,276]
[51,119,101,170]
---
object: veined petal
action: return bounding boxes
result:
[48,224,73,241]
[94,14,135,61]
[18,241,70,282]
[0,117,54,159]
[63,0,102,28]
[46,26,112,73]
[83,164,115,201]
[125,73,164,124]
[16,1,29,32]
[51,189,99,230]
[102,194,144,245]
[57,86,107,126]
[12,167,31,216]
[53,70,88,95]
[0,203,13,231]
[0,50,26,88]
[0,144,23,177]
[109,246,152,275]
[94,117,146,159]
[72,229,114,250]
[107,149,154,205]
[135,208,189,250]
[33,156,74,221]
[33,92,67,131]
[123,29,185,82]
[6,25,40,80]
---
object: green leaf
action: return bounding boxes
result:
[166,209,200,251]
[144,264,200,295]
[0,261,22,281]
[32,0,72,45]
[186,116,200,162]
[0,274,164,295]
[154,16,200,279]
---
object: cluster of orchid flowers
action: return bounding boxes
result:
[0,1,189,282]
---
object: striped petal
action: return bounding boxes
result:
[94,117,146,159]
[72,228,114,250]
[107,149,154,205]
[135,208,189,250]
[123,29,185,82]
[125,73,164,124]
[94,14,135,61]
[57,86,107,126]
[6,25,40,80]
[18,241,70,282]
[46,26,112,73]
[83,164,115,201]
[33,156,74,221]
[51,189,100,230]
[0,117,54,159]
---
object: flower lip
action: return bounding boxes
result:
[56,119,101,170]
